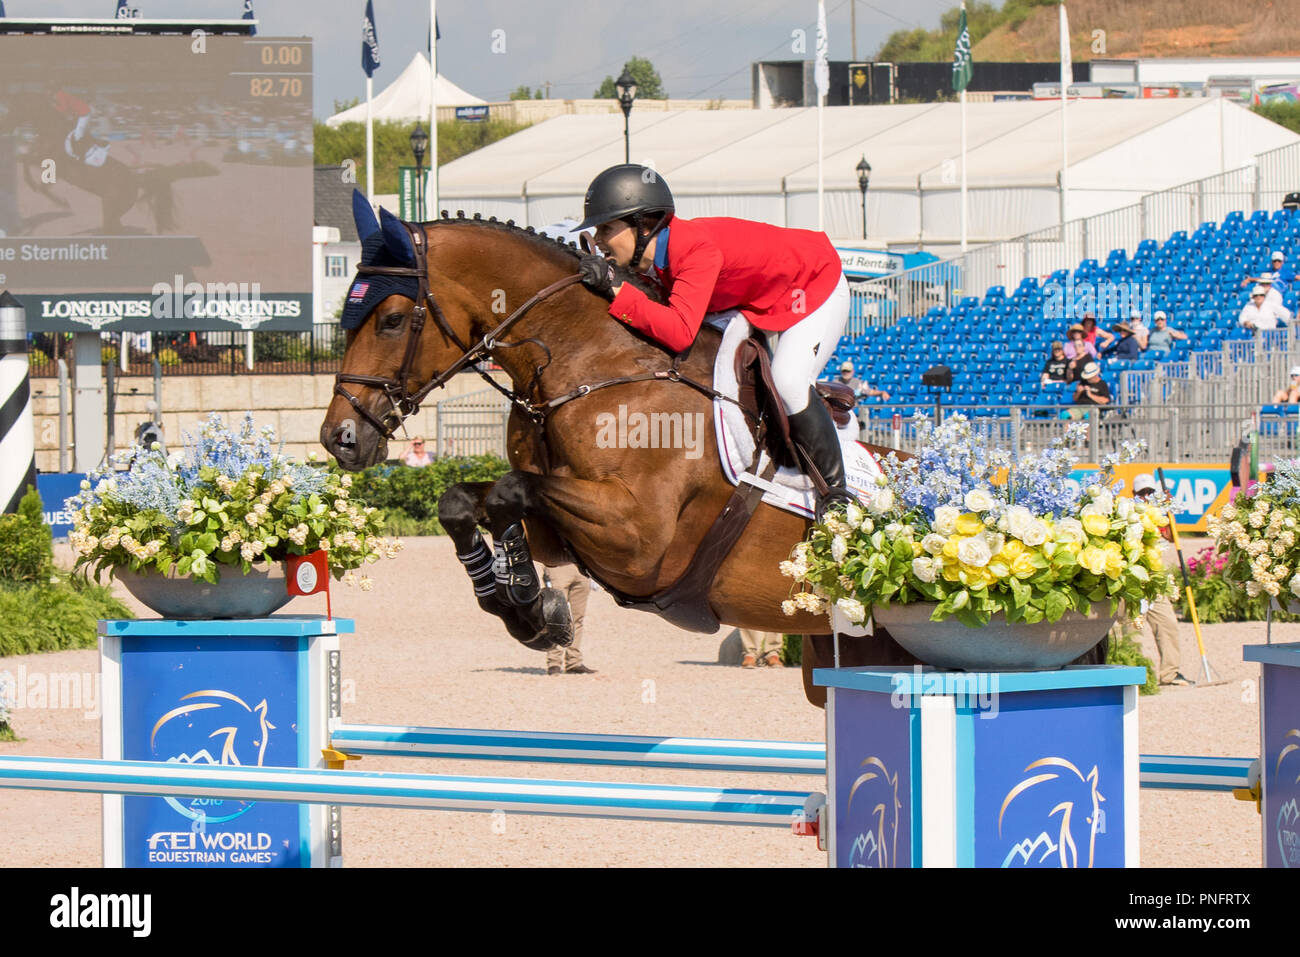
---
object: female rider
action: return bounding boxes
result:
[575,164,854,520]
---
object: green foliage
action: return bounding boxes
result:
[0,487,53,584]
[1172,546,1300,623]
[313,118,531,196]
[345,456,511,535]
[509,85,545,100]
[593,56,667,99]
[875,0,1052,60]
[0,575,133,658]
[1106,630,1159,695]
[1252,101,1300,135]
[781,634,801,666]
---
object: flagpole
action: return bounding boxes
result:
[817,95,824,232]
[955,1,970,252]
[815,0,828,233]
[365,76,374,203]
[960,89,967,252]
[428,0,439,220]
[1060,2,1070,228]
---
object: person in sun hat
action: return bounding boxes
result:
[1239,283,1292,332]
[1062,323,1097,381]
[1242,250,1293,306]
[1101,321,1141,360]
[1274,365,1300,404]
[1071,360,1110,418]
[1144,310,1186,360]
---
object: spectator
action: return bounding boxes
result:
[739,629,784,668]
[1239,284,1292,331]
[1062,323,1097,381]
[835,360,890,401]
[1080,313,1115,351]
[1126,473,1191,687]
[1241,250,1292,307]
[1101,322,1141,361]
[541,564,596,675]
[1144,310,1186,360]
[400,436,434,467]
[1040,341,1070,384]
[1126,309,1150,350]
[1072,361,1111,413]
[1273,365,1300,404]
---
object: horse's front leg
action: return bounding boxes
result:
[439,479,571,651]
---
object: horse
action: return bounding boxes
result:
[318,206,1093,706]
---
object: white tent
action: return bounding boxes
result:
[436,98,1299,245]
[325,52,484,127]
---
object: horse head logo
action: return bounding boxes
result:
[1276,729,1300,868]
[845,756,901,867]
[999,757,1105,868]
[150,690,276,826]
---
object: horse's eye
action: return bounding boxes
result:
[379,312,405,331]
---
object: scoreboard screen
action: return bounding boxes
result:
[0,34,313,331]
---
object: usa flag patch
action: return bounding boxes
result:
[348,281,370,301]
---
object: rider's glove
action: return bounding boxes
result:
[578,255,616,299]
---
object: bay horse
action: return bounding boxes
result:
[319,207,978,704]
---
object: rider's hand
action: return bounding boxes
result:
[578,254,616,299]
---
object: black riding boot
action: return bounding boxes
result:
[787,388,856,522]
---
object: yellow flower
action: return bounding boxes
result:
[1145,545,1164,567]
[942,560,962,582]
[1082,513,1111,538]
[956,513,985,536]
[1079,545,1108,576]
[942,538,961,560]
[1140,513,1157,533]
[999,539,1025,561]
[1010,553,1037,579]
[1104,548,1126,579]
[912,541,924,557]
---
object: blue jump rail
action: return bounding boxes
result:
[330,725,1255,791]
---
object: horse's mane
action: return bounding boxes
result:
[425,211,667,304]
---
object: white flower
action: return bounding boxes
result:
[982,531,1006,556]
[1021,520,1049,547]
[921,533,947,556]
[1250,510,1268,529]
[781,599,797,616]
[932,506,960,536]
[359,576,374,592]
[1115,497,1135,520]
[1092,490,1114,515]
[835,597,866,624]
[912,556,939,582]
[1056,517,1085,543]
[1289,574,1300,599]
[1004,505,1033,540]
[868,487,895,516]
[964,487,995,513]
[1246,580,1262,597]
[957,536,992,567]
[1124,522,1144,544]
[831,535,848,563]
[845,502,864,528]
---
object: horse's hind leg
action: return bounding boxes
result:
[439,479,571,651]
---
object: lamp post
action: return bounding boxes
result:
[616,67,637,165]
[410,123,429,221]
[855,156,872,240]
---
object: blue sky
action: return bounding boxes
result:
[15,0,964,118]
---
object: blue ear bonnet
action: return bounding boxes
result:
[340,191,421,329]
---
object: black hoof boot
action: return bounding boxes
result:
[492,523,540,607]
[536,587,575,648]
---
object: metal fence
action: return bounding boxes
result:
[847,140,1300,335]
[433,387,511,458]
[27,324,349,377]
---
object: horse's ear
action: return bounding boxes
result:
[378,207,416,265]
[352,189,380,242]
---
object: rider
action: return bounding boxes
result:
[575,164,854,520]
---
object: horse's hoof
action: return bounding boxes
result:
[537,587,575,648]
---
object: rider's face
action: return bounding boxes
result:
[594,219,637,267]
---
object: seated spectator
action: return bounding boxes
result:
[1144,310,1186,359]
[1062,323,1097,380]
[1126,309,1150,350]
[1072,361,1111,413]
[1241,250,1293,307]
[1101,322,1142,360]
[1239,285,1293,331]
[834,360,890,401]
[1041,341,1070,384]
[1273,365,1300,405]
[1080,313,1115,351]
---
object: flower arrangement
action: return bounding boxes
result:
[1208,459,1300,604]
[781,415,1173,628]
[67,413,402,587]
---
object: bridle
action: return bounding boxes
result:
[333,218,753,443]
[333,221,581,439]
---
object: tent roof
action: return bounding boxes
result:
[325,52,484,127]
[439,98,1291,197]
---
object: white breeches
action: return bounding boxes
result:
[769,273,850,414]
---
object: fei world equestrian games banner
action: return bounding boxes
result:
[0,34,313,331]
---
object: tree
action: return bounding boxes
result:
[509,85,545,101]
[593,56,666,100]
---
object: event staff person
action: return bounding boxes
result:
[575,164,853,519]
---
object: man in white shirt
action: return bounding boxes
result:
[1239,285,1293,331]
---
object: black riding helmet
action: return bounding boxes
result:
[579,164,674,270]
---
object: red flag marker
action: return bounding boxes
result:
[287,550,331,618]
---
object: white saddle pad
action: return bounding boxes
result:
[709,311,885,520]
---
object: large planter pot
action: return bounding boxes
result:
[872,600,1115,672]
[116,563,291,620]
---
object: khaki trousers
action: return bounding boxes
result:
[739,628,784,658]
[543,564,590,669]
[1113,597,1182,683]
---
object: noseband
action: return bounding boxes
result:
[333,221,581,439]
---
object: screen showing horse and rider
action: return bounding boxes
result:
[0,34,313,331]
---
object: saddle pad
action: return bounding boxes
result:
[709,311,884,520]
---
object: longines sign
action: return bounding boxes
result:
[24,292,312,332]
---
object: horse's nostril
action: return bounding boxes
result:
[332,426,356,449]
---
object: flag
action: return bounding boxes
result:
[1059,3,1071,94]
[814,0,829,98]
[242,0,256,36]
[287,551,330,599]
[362,0,381,79]
[952,3,972,92]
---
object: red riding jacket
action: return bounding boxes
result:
[607,215,843,353]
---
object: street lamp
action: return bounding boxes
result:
[616,67,638,164]
[855,155,872,240]
[410,123,429,221]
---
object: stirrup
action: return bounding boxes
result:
[815,489,858,523]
